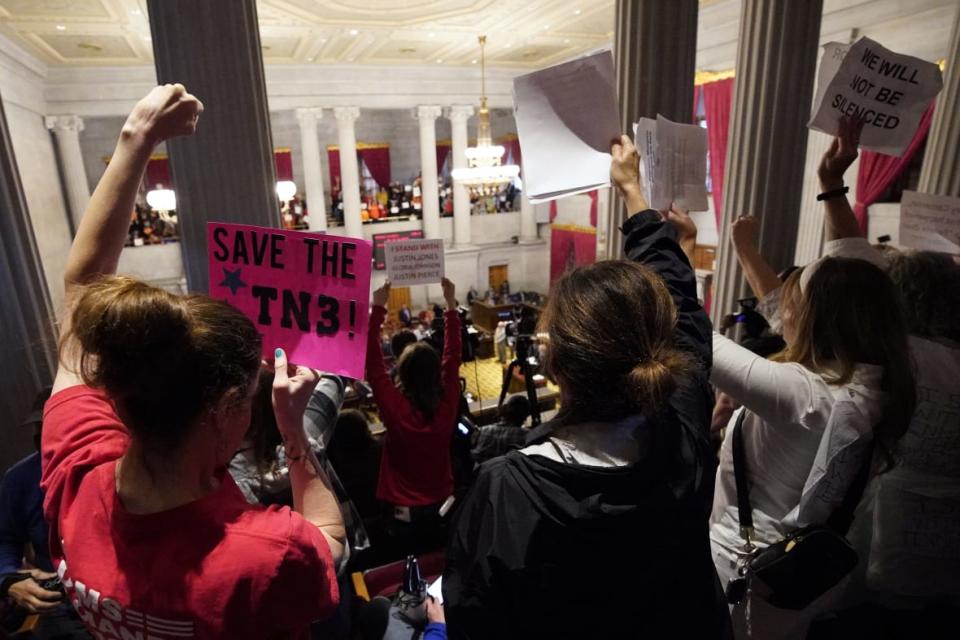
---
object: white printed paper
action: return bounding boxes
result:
[899,191,960,254]
[427,577,443,604]
[384,239,446,286]
[513,50,620,204]
[809,37,943,156]
[633,115,708,211]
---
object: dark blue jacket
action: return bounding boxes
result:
[0,452,52,575]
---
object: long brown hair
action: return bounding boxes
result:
[540,260,693,423]
[396,342,442,422]
[63,276,262,448]
[778,258,916,469]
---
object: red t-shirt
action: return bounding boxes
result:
[365,306,461,506]
[41,386,338,639]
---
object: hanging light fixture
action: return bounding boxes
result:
[451,35,520,196]
[276,180,298,202]
[146,184,177,211]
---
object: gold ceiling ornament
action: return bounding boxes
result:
[451,35,520,196]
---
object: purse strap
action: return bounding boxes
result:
[730,410,755,549]
[730,409,874,545]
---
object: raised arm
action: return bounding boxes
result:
[54,84,202,394]
[439,278,462,394]
[730,215,783,300]
[818,116,865,241]
[611,135,710,368]
[364,283,404,416]
[272,351,346,567]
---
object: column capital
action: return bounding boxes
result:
[44,115,84,133]
[333,106,360,125]
[415,105,443,122]
[445,105,475,121]
[294,107,324,127]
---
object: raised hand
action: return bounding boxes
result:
[662,203,697,263]
[441,277,456,310]
[818,115,863,189]
[372,282,391,308]
[271,348,321,452]
[731,215,760,248]
[122,83,204,148]
[610,134,642,194]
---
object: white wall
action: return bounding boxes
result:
[0,34,72,314]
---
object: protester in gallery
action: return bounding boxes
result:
[327,409,383,524]
[470,394,530,465]
[708,117,916,640]
[799,117,960,616]
[40,84,344,638]
[442,135,729,639]
[366,278,462,552]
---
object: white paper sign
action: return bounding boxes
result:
[809,37,943,156]
[632,115,708,211]
[899,191,960,254]
[384,239,446,286]
[513,50,620,204]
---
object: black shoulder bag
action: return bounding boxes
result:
[725,410,871,610]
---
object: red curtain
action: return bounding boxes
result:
[327,148,341,193]
[702,78,734,228]
[549,190,598,283]
[274,149,293,181]
[359,146,391,189]
[500,136,522,168]
[854,102,935,233]
[436,143,451,175]
[145,157,171,189]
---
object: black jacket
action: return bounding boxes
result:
[442,211,730,639]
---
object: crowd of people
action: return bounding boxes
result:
[1,84,957,640]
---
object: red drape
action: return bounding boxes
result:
[145,157,171,189]
[274,149,293,181]
[359,147,391,189]
[436,143,451,175]
[854,102,935,233]
[327,148,341,193]
[702,78,734,228]
[549,190,598,283]
[501,136,522,168]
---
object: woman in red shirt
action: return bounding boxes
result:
[41,84,345,639]
[365,281,461,544]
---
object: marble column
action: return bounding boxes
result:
[44,115,90,233]
[147,0,279,292]
[794,130,861,265]
[711,0,823,321]
[333,106,363,238]
[519,164,538,243]
[446,105,474,247]
[0,94,57,470]
[295,107,327,231]
[416,106,443,240]
[918,5,960,196]
[606,0,699,259]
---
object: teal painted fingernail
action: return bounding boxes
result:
[275,348,283,359]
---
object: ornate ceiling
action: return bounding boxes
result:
[0,0,615,68]
[0,0,955,71]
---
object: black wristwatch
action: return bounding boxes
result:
[0,572,30,599]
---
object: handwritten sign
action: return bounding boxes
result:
[633,115,708,211]
[809,37,943,156]
[207,222,373,379]
[385,238,445,286]
[899,191,960,254]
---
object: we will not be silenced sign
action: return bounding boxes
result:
[207,223,373,379]
[809,37,943,156]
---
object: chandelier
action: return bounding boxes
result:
[451,35,520,196]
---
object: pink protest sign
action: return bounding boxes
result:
[207,222,373,379]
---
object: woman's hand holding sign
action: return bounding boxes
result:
[372,282,391,308]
